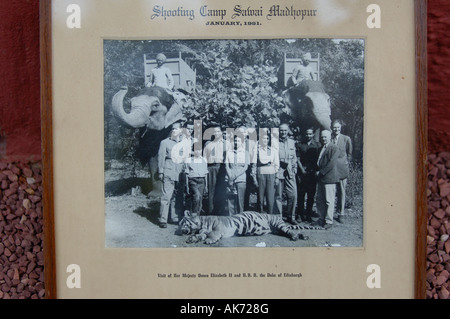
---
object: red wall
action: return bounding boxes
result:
[0,1,448,159]
[428,0,450,153]
[0,0,41,161]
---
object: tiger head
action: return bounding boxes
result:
[175,210,201,236]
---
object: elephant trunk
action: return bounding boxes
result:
[306,92,332,131]
[111,87,150,129]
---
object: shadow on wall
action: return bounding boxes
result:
[0,134,6,158]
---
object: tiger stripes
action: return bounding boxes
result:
[177,210,324,244]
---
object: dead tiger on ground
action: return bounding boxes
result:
[176,210,324,244]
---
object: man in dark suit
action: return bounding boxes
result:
[315,130,340,229]
[296,128,320,223]
[331,119,353,223]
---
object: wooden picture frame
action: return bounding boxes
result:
[40,0,427,299]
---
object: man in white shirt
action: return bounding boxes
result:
[315,130,340,229]
[203,127,226,214]
[148,53,174,91]
[296,52,315,82]
[225,135,249,215]
[253,129,279,214]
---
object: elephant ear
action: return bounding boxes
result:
[164,103,183,128]
[173,91,188,106]
[165,91,188,128]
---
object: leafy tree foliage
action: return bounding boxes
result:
[104,38,364,162]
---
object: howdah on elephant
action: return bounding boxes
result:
[282,80,331,133]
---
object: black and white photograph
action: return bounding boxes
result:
[103,38,365,248]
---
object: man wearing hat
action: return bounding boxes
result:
[296,52,315,83]
[148,53,174,92]
[287,52,315,96]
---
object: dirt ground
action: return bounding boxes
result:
[104,161,363,248]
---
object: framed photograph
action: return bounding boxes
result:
[41,0,427,299]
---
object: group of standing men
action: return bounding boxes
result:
[309,121,353,229]
[147,52,353,230]
[156,120,352,230]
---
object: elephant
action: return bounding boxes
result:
[112,86,186,130]
[282,80,331,134]
[110,85,187,194]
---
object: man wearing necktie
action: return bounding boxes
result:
[315,130,340,229]
[331,119,353,223]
